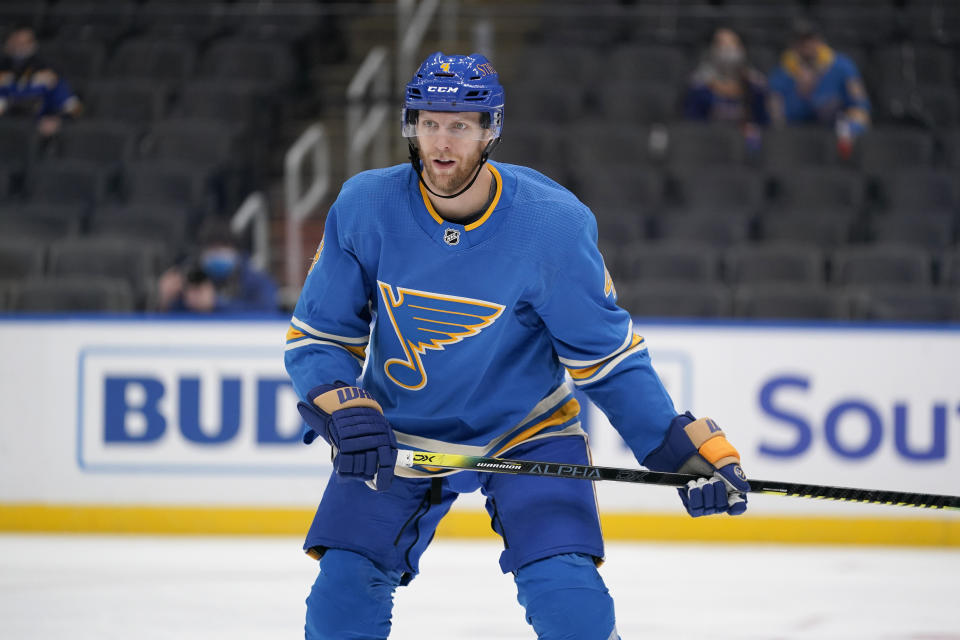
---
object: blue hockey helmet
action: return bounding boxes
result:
[402,52,504,140]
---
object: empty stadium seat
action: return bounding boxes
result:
[666,166,765,217]
[723,244,826,285]
[832,245,933,287]
[144,119,241,167]
[0,120,36,182]
[848,286,959,322]
[572,166,664,220]
[88,204,190,256]
[665,123,745,167]
[38,39,107,92]
[875,169,959,216]
[609,44,690,86]
[26,160,112,206]
[654,211,750,248]
[734,284,846,320]
[43,1,136,43]
[198,39,296,88]
[769,168,865,214]
[9,276,134,312]
[616,281,731,318]
[855,128,936,174]
[597,81,677,124]
[83,80,170,124]
[759,211,857,248]
[0,203,85,241]
[762,127,836,170]
[47,237,162,308]
[172,80,274,128]
[47,120,138,169]
[616,242,718,283]
[0,237,45,279]
[106,38,197,83]
[122,161,210,210]
[136,0,228,42]
[870,211,955,249]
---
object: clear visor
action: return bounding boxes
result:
[402,112,497,141]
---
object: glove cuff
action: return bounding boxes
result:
[307,384,383,417]
[682,417,741,469]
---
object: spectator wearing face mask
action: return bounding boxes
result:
[767,19,871,159]
[157,221,278,313]
[0,26,82,137]
[683,28,769,152]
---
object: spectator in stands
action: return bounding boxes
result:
[0,26,81,137]
[157,221,278,313]
[767,19,871,159]
[683,27,768,153]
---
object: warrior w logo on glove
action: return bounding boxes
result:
[642,412,750,517]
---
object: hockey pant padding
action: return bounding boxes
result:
[515,553,619,640]
[305,549,403,640]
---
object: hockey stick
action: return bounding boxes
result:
[397,449,960,511]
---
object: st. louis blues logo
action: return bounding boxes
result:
[377,281,504,390]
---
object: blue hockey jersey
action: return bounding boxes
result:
[284,161,677,475]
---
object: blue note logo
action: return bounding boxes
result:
[377,281,504,391]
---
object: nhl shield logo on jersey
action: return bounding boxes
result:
[443,228,460,245]
[377,281,504,390]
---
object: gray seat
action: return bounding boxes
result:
[43,1,136,43]
[144,119,241,167]
[769,168,865,214]
[136,0,228,42]
[26,160,111,206]
[0,237,45,279]
[511,82,586,123]
[597,81,677,124]
[616,281,731,318]
[877,169,958,216]
[48,120,138,169]
[123,161,209,210]
[572,165,664,219]
[0,120,36,178]
[734,284,846,320]
[666,123,744,167]
[759,211,856,248]
[849,286,959,322]
[667,167,765,217]
[198,39,296,88]
[654,211,750,248]
[832,245,933,288]
[609,44,689,86]
[571,122,652,166]
[106,38,197,83]
[617,243,718,283]
[0,203,84,241]
[494,120,567,168]
[89,204,189,256]
[173,80,273,128]
[83,80,170,124]
[871,211,955,250]
[47,237,161,308]
[762,127,836,170]
[724,244,825,285]
[9,276,134,312]
[38,39,107,92]
[855,128,936,174]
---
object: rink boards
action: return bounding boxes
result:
[1,316,958,546]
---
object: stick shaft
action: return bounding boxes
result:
[397,450,960,511]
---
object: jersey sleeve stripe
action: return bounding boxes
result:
[290,316,369,345]
[568,337,647,387]
[557,320,634,368]
[284,337,366,365]
[566,334,644,380]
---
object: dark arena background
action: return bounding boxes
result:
[0,1,958,638]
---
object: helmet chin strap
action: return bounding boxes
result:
[408,138,501,200]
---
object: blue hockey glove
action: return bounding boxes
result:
[297,384,398,491]
[642,412,750,517]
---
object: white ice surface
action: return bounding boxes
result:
[0,535,957,639]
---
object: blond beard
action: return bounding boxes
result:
[421,146,485,195]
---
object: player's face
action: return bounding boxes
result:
[415,111,490,196]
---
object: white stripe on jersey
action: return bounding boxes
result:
[291,316,369,345]
[557,320,634,368]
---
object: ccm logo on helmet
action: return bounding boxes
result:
[427,86,458,93]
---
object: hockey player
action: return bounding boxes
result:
[285,51,750,639]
